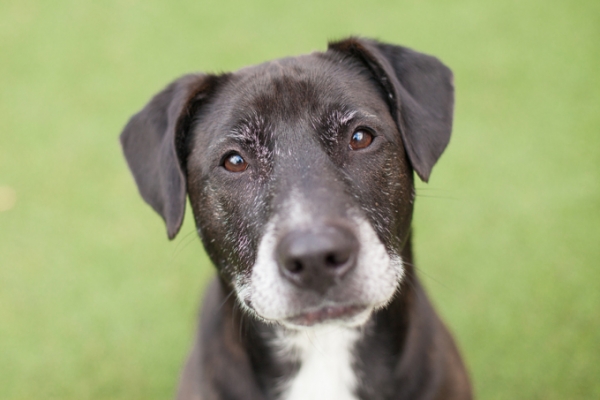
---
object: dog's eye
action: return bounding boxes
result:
[223,152,248,173]
[349,129,373,150]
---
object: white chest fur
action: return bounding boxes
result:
[276,327,360,400]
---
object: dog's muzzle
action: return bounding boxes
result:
[241,210,403,328]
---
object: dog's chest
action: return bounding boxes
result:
[275,327,360,400]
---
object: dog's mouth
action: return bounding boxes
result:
[284,304,370,327]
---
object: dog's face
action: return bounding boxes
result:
[120,38,454,329]
[187,55,413,327]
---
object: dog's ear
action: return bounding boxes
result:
[328,37,454,182]
[120,73,223,239]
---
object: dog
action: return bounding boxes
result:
[120,37,472,400]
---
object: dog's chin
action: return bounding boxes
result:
[277,304,374,330]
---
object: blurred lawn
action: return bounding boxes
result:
[1,0,599,399]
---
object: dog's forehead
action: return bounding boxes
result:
[212,52,389,130]
[232,53,362,99]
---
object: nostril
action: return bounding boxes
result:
[287,260,304,274]
[324,253,337,267]
[324,252,350,268]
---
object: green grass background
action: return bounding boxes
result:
[1,0,598,398]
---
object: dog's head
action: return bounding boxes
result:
[120,38,453,329]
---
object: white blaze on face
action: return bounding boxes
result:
[233,193,404,325]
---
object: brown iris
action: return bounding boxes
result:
[349,129,373,150]
[223,152,248,172]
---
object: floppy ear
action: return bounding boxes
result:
[328,37,454,182]
[120,73,223,239]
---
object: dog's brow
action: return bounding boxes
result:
[223,112,274,164]
[227,112,270,144]
[312,108,357,143]
[328,109,357,127]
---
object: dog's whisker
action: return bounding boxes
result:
[399,273,420,295]
[403,261,455,293]
[414,194,459,200]
[237,303,247,343]
[165,229,199,269]
[230,298,240,340]
[217,290,235,312]
[415,187,452,191]
[172,228,198,255]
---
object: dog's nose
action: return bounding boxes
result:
[276,225,358,293]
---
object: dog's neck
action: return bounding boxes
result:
[219,238,418,400]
